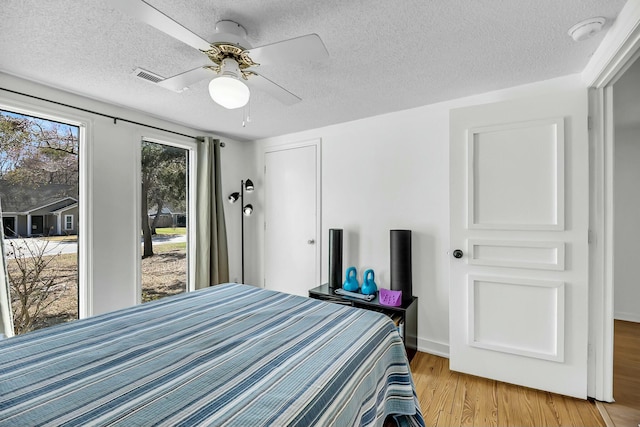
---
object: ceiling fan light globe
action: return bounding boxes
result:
[209,76,250,109]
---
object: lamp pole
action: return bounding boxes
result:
[228,179,253,284]
[240,179,245,284]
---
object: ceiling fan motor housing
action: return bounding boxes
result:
[219,58,242,78]
[200,20,259,72]
[215,20,248,40]
[203,43,258,71]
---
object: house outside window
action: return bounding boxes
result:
[65,214,73,230]
[0,108,81,335]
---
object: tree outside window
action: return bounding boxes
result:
[140,140,188,302]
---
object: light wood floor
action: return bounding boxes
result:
[596,320,640,427]
[410,352,605,427]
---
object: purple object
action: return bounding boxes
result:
[379,288,402,307]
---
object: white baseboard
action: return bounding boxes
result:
[417,337,450,358]
[614,311,640,323]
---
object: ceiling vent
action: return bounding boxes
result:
[133,68,164,84]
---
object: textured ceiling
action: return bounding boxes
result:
[0,0,627,140]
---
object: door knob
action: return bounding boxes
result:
[307,239,315,244]
[452,249,463,259]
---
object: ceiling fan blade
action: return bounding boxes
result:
[112,0,211,51]
[246,34,328,66]
[157,67,216,92]
[157,67,214,92]
[246,73,301,105]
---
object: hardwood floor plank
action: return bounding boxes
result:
[594,320,640,427]
[410,351,605,427]
[459,373,479,426]
[521,387,546,426]
[436,371,464,427]
[425,358,458,427]
[575,398,606,427]
[549,394,579,427]
[497,381,523,427]
[565,398,597,427]
[516,386,538,426]
[540,392,563,427]
[474,376,498,427]
[416,353,445,426]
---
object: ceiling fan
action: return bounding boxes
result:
[113,0,329,109]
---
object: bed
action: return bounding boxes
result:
[0,283,423,426]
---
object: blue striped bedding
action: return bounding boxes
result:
[0,283,424,426]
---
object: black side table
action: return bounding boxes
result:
[308,284,417,361]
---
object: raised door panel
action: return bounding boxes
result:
[468,118,564,230]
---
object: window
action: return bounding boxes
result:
[140,139,192,302]
[0,108,81,334]
[64,214,73,230]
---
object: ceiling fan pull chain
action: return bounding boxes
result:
[241,101,252,127]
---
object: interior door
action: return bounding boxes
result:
[264,142,320,296]
[449,92,589,398]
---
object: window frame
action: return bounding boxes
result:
[135,134,197,302]
[0,99,91,319]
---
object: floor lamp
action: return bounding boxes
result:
[228,179,254,283]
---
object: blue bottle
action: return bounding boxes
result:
[361,269,378,295]
[343,266,359,292]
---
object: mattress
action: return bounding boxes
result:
[0,283,423,426]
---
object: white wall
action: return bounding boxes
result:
[613,126,640,322]
[251,74,588,356]
[0,70,590,352]
[0,72,248,315]
[612,54,640,323]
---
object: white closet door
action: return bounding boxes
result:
[264,141,320,296]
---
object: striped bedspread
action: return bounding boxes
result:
[0,283,423,426]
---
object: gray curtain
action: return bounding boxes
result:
[194,137,229,288]
[0,203,14,338]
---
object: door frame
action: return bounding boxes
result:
[584,1,640,402]
[263,139,322,289]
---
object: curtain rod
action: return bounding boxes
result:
[0,86,205,141]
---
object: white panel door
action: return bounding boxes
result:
[449,93,589,398]
[264,142,320,296]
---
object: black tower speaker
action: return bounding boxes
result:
[390,229,412,300]
[328,229,343,289]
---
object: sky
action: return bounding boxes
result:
[0,109,79,138]
[0,109,79,177]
